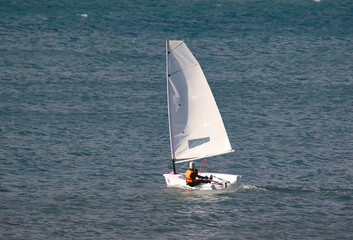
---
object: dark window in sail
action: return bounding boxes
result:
[188,137,210,149]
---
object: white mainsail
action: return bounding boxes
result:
[166,40,234,164]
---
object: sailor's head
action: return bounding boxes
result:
[189,161,195,170]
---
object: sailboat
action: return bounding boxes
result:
[163,40,241,190]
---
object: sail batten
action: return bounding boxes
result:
[166,40,234,162]
[168,40,184,53]
[169,63,199,77]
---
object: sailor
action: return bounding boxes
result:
[185,162,210,187]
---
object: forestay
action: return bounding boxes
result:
[167,40,234,163]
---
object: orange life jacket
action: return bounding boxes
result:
[185,169,196,183]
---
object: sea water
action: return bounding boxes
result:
[1,0,353,239]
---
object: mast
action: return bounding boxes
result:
[166,40,176,173]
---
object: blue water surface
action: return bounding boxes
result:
[1,0,353,239]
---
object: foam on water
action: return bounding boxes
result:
[77,13,88,17]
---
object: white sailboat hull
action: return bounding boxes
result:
[163,172,241,190]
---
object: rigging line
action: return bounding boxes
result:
[200,159,203,173]
[201,158,208,173]
[167,40,184,54]
[168,63,199,77]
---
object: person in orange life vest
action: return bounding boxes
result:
[185,162,210,187]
